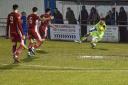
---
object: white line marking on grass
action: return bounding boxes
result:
[0,69,126,73]
[79,56,104,59]
[1,63,128,72]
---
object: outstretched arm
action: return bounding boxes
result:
[49,23,56,29]
[40,16,54,22]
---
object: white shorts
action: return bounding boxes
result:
[92,36,99,43]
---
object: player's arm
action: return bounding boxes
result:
[49,22,56,29]
[17,17,28,49]
[16,16,25,40]
[16,16,25,39]
[40,16,54,22]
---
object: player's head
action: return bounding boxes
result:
[45,8,51,14]
[13,4,19,11]
[21,11,26,16]
[32,7,38,13]
[99,18,105,25]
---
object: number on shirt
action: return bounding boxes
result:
[29,17,33,24]
[10,16,13,24]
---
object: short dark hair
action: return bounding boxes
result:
[67,7,71,10]
[32,7,38,12]
[21,11,26,16]
[45,8,51,13]
[13,4,18,10]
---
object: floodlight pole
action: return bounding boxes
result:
[113,0,118,25]
[115,2,117,25]
[80,2,82,25]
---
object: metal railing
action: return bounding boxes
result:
[0,18,7,37]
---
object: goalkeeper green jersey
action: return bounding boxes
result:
[90,21,106,39]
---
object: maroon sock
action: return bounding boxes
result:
[12,44,17,54]
[15,44,23,56]
[34,41,42,49]
[28,42,33,49]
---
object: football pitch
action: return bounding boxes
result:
[0,38,128,85]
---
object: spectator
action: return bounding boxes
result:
[88,7,100,25]
[53,8,64,24]
[21,11,28,45]
[118,7,128,42]
[111,7,118,25]
[78,5,88,37]
[105,10,112,25]
[66,7,77,24]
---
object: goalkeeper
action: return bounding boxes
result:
[80,18,106,48]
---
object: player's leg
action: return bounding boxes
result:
[75,33,90,44]
[90,37,98,48]
[28,39,35,56]
[12,42,19,63]
[10,33,20,63]
[10,33,17,54]
[27,30,43,56]
[28,38,34,49]
[12,42,17,55]
[27,31,36,56]
[13,45,21,63]
[33,28,45,49]
[81,33,90,41]
[15,43,24,56]
[14,39,28,62]
[33,39,43,49]
[13,33,28,63]
[90,42,96,49]
[24,32,27,45]
[80,27,97,42]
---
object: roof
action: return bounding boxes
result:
[56,0,128,5]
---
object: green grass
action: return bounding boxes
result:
[0,37,128,85]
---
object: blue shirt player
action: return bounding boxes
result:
[21,12,28,45]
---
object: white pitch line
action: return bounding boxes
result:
[1,69,128,73]
[1,63,128,72]
[0,63,95,70]
[79,56,104,59]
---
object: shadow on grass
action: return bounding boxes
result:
[97,48,109,51]
[36,50,48,54]
[0,63,19,70]
[22,56,39,63]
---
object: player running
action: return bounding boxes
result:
[77,18,106,48]
[27,7,43,56]
[39,8,56,43]
[7,4,26,63]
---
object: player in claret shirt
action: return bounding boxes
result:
[7,4,26,63]
[27,7,43,56]
[39,8,56,44]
